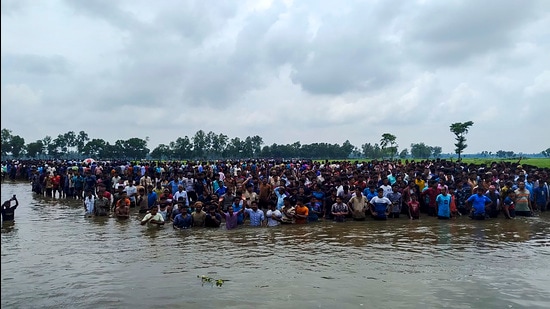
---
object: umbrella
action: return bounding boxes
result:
[82,158,96,166]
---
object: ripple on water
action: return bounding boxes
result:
[2,182,550,308]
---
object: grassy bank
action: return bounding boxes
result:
[458,158,550,169]
[320,158,550,169]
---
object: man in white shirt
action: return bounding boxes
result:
[124,179,138,208]
[266,201,282,227]
[140,207,165,226]
[173,184,189,207]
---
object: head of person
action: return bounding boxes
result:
[250,201,259,211]
[180,206,188,215]
[283,197,290,207]
[440,186,448,195]
[150,206,158,215]
[377,188,384,197]
[195,202,203,212]
[476,187,485,195]
[208,205,217,215]
[518,181,525,190]
[210,193,219,201]
[355,187,362,196]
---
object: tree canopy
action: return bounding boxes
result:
[449,121,474,160]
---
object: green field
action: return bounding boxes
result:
[321,158,550,169]
[458,158,550,169]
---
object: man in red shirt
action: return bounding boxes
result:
[421,180,440,217]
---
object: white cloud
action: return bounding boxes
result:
[439,83,477,114]
[525,70,550,97]
[1,84,42,107]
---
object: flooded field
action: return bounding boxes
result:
[2,182,549,309]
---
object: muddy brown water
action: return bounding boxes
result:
[2,182,549,308]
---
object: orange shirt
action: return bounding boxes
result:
[295,205,309,224]
[116,197,131,208]
[450,195,457,213]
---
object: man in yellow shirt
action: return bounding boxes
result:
[414,174,425,192]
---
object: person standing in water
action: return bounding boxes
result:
[2,195,19,222]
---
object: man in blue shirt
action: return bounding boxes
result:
[231,197,245,225]
[147,184,158,210]
[435,187,451,219]
[243,201,265,227]
[364,185,377,202]
[467,187,492,220]
[533,181,548,212]
[173,206,193,230]
[275,186,287,210]
[369,188,391,220]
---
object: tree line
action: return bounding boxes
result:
[2,122,549,160]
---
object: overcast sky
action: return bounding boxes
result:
[2,0,549,155]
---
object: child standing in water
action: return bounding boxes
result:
[408,194,420,220]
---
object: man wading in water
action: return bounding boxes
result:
[2,195,19,222]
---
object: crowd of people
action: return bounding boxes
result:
[1,158,549,227]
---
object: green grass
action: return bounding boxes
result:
[318,158,550,169]
[459,158,550,169]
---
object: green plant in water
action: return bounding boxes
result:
[198,275,226,287]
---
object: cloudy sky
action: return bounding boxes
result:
[2,0,549,155]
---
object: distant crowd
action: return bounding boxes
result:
[1,158,549,228]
